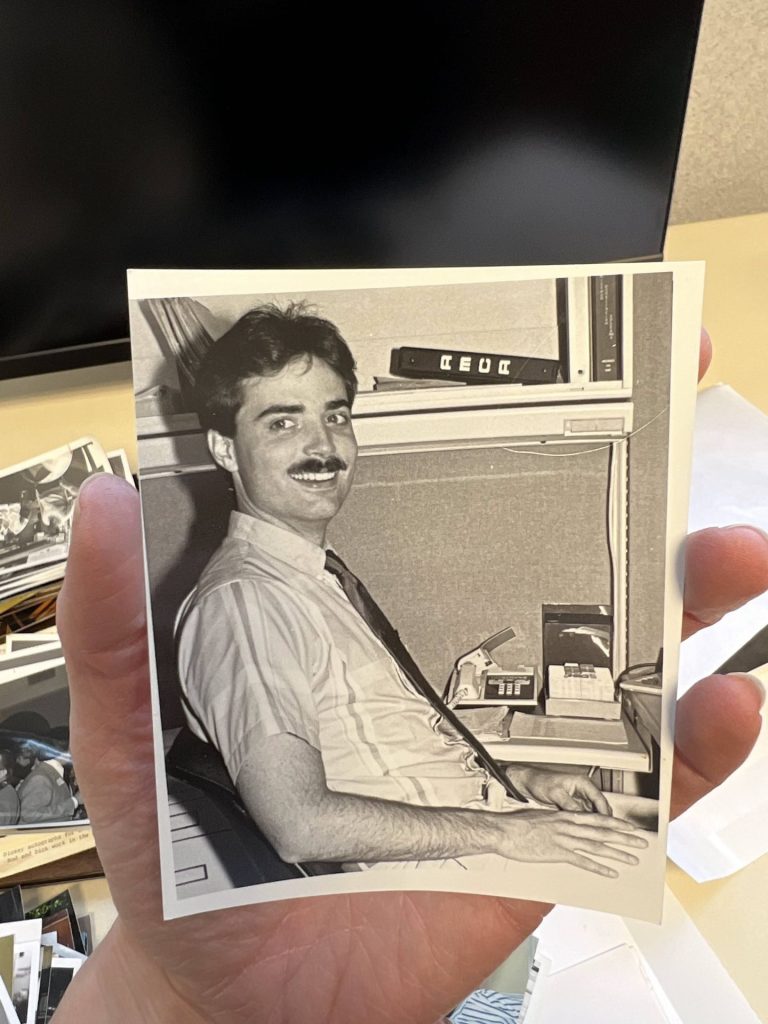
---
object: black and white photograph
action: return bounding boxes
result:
[0,657,85,830]
[0,440,112,603]
[106,449,135,486]
[0,886,96,1024]
[3,632,59,653]
[0,919,41,1024]
[128,264,703,922]
[0,976,19,1024]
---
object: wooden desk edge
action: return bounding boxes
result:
[1,848,104,888]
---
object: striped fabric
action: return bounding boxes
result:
[450,988,524,1023]
[177,512,489,808]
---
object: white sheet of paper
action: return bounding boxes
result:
[534,888,760,1024]
[534,904,631,974]
[627,889,760,1024]
[523,944,672,1024]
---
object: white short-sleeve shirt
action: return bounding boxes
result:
[176,512,488,809]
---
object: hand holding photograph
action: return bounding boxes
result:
[127,263,704,922]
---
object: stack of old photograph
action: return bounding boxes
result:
[0,439,133,832]
[0,883,95,1024]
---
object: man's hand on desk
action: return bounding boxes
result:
[495,808,644,878]
[53,330,768,1024]
[506,765,612,815]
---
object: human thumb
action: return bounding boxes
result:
[57,473,162,927]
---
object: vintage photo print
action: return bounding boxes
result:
[3,632,59,654]
[106,450,135,486]
[0,439,111,602]
[0,974,19,1024]
[0,919,41,1024]
[128,264,704,922]
[26,891,86,956]
[0,658,86,831]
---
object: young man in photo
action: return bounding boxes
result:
[17,755,78,824]
[176,303,647,877]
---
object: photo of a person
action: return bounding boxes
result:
[128,264,704,922]
[15,755,80,825]
[175,303,646,877]
[0,663,86,828]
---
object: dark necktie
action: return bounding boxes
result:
[324,550,527,804]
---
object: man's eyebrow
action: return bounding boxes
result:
[326,399,351,411]
[255,403,305,421]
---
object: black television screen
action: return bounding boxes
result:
[0,1,703,378]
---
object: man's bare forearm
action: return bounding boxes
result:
[275,788,507,864]
[237,734,511,866]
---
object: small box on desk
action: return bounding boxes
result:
[545,696,622,720]
[546,663,620,720]
[548,664,615,701]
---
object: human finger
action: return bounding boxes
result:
[561,812,639,831]
[563,824,647,849]
[683,526,768,640]
[564,838,640,866]
[564,852,618,878]
[671,672,764,819]
[553,794,585,813]
[56,474,161,928]
[572,780,611,816]
[698,327,712,382]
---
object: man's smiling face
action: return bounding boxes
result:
[209,355,358,544]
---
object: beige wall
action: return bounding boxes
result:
[665,212,768,417]
[670,0,768,224]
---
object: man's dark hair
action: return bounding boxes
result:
[194,302,358,437]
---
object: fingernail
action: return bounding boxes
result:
[76,474,107,508]
[720,525,768,544]
[734,672,767,710]
[75,472,135,512]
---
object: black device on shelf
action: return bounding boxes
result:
[389,346,561,386]
[0,1,704,379]
[541,604,614,682]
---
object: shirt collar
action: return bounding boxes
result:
[228,511,328,578]
[43,759,65,777]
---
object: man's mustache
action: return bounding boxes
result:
[288,456,348,475]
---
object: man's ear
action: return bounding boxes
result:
[207,429,238,474]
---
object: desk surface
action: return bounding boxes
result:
[0,213,766,1014]
[485,709,650,772]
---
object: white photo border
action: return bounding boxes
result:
[128,262,704,923]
